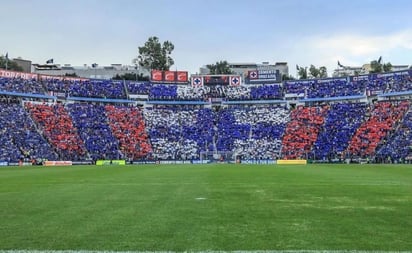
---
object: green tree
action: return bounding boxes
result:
[319,66,328,78]
[296,65,308,79]
[0,55,23,71]
[309,65,328,78]
[370,57,393,73]
[370,60,383,73]
[383,62,392,72]
[137,36,174,71]
[282,74,295,81]
[309,65,320,78]
[206,60,234,74]
[113,73,149,81]
[64,72,79,77]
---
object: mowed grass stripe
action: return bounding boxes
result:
[0,164,411,251]
[0,250,412,253]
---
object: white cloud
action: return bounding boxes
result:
[280,30,412,76]
[309,29,412,56]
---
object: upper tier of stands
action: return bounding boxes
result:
[1,69,411,101]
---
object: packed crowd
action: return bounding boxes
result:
[143,105,205,159]
[230,105,289,159]
[0,77,45,94]
[67,103,122,161]
[0,98,411,162]
[312,103,368,161]
[105,105,152,160]
[25,102,87,161]
[284,79,365,98]
[346,101,410,159]
[1,70,411,101]
[307,79,365,98]
[1,70,412,163]
[281,105,329,159]
[0,100,58,162]
[375,107,412,162]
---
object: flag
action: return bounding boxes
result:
[230,76,241,86]
[248,70,258,79]
[46,58,54,64]
[338,61,344,68]
[191,76,203,87]
[92,63,98,68]
[377,56,382,64]
[5,52,8,60]
[296,64,300,71]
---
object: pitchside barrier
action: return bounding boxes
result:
[277,159,307,165]
[43,161,73,166]
[96,160,126,165]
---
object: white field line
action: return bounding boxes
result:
[1,250,411,253]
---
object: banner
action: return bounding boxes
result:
[247,66,280,81]
[317,77,348,83]
[351,75,370,82]
[151,70,163,82]
[151,70,188,83]
[285,79,317,85]
[248,70,258,79]
[39,74,88,82]
[277,160,307,165]
[0,69,38,80]
[96,160,126,165]
[176,71,188,82]
[230,76,241,86]
[164,71,176,82]
[191,76,203,87]
[376,71,410,78]
[43,161,73,166]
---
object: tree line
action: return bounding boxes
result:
[1,37,399,80]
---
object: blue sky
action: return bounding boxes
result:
[1,0,412,76]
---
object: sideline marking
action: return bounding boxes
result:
[1,250,412,253]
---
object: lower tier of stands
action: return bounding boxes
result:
[1,99,412,163]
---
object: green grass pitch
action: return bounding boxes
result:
[0,164,411,251]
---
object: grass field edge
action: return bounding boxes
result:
[1,250,411,253]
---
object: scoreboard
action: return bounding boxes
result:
[204,76,229,85]
[191,75,241,87]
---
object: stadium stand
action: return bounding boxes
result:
[143,105,204,160]
[67,103,122,161]
[375,104,412,163]
[25,102,87,161]
[149,84,178,100]
[1,68,412,164]
[346,100,410,159]
[308,79,365,98]
[231,105,289,159]
[0,77,45,95]
[126,81,151,95]
[281,105,329,159]
[0,100,58,163]
[105,105,152,160]
[69,80,127,99]
[312,102,368,161]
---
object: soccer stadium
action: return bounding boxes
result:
[1,61,412,252]
[2,1,412,252]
